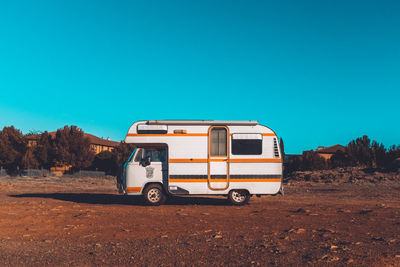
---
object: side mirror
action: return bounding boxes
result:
[141,156,151,167]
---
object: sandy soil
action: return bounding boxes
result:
[0,176,399,266]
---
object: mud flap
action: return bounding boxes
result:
[279,183,284,196]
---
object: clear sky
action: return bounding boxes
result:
[1,0,399,154]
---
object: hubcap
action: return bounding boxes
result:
[232,191,246,202]
[147,188,161,203]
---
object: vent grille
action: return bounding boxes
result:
[273,138,280,158]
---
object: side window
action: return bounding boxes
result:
[210,127,227,156]
[231,134,262,155]
[153,149,167,162]
[134,148,167,162]
[134,148,144,162]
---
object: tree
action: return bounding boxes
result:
[21,147,39,169]
[301,150,328,171]
[35,131,52,168]
[386,145,400,170]
[371,141,387,169]
[91,151,118,174]
[347,135,373,167]
[51,126,95,171]
[0,126,27,173]
[112,142,136,166]
[329,150,351,168]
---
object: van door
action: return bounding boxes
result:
[208,126,230,190]
[125,148,166,192]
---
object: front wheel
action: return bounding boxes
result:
[143,184,166,206]
[228,190,250,205]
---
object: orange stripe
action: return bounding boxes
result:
[169,179,208,183]
[209,158,227,162]
[127,133,207,137]
[262,133,276,137]
[230,158,282,163]
[169,159,208,163]
[126,187,142,192]
[127,133,275,137]
[169,158,281,163]
[230,178,281,182]
[208,179,228,182]
[169,179,281,183]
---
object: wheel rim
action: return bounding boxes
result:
[232,191,246,203]
[147,188,161,203]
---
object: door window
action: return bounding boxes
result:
[135,148,167,162]
[210,128,227,156]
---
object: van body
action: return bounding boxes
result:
[118,120,283,205]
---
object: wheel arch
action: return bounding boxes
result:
[142,182,165,194]
[228,188,251,195]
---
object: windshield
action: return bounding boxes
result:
[126,148,137,164]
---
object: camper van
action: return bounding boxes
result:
[118,120,283,205]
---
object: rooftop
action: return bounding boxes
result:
[146,120,259,126]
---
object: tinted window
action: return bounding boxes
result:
[232,134,262,155]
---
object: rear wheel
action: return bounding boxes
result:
[143,184,166,206]
[228,190,250,205]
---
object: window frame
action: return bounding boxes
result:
[231,133,263,155]
[208,126,229,157]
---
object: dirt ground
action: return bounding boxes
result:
[0,176,399,266]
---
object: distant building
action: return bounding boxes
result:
[26,132,119,154]
[315,144,346,160]
[84,133,119,154]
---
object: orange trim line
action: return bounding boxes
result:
[169,179,281,183]
[126,187,142,193]
[127,133,207,137]
[262,133,277,137]
[169,159,208,163]
[127,133,276,137]
[231,158,282,163]
[169,158,282,163]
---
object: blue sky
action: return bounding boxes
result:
[1,0,399,154]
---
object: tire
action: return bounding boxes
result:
[143,184,166,206]
[228,190,250,206]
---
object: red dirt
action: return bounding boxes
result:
[0,176,399,266]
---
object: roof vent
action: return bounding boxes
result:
[137,124,168,134]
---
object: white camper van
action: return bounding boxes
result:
[118,120,283,205]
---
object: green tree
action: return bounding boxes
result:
[21,147,39,169]
[51,126,95,171]
[35,131,52,168]
[91,151,118,174]
[347,135,373,167]
[112,142,136,166]
[301,150,328,171]
[329,150,351,168]
[371,141,387,169]
[0,126,27,173]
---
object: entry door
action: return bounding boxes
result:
[208,126,230,190]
